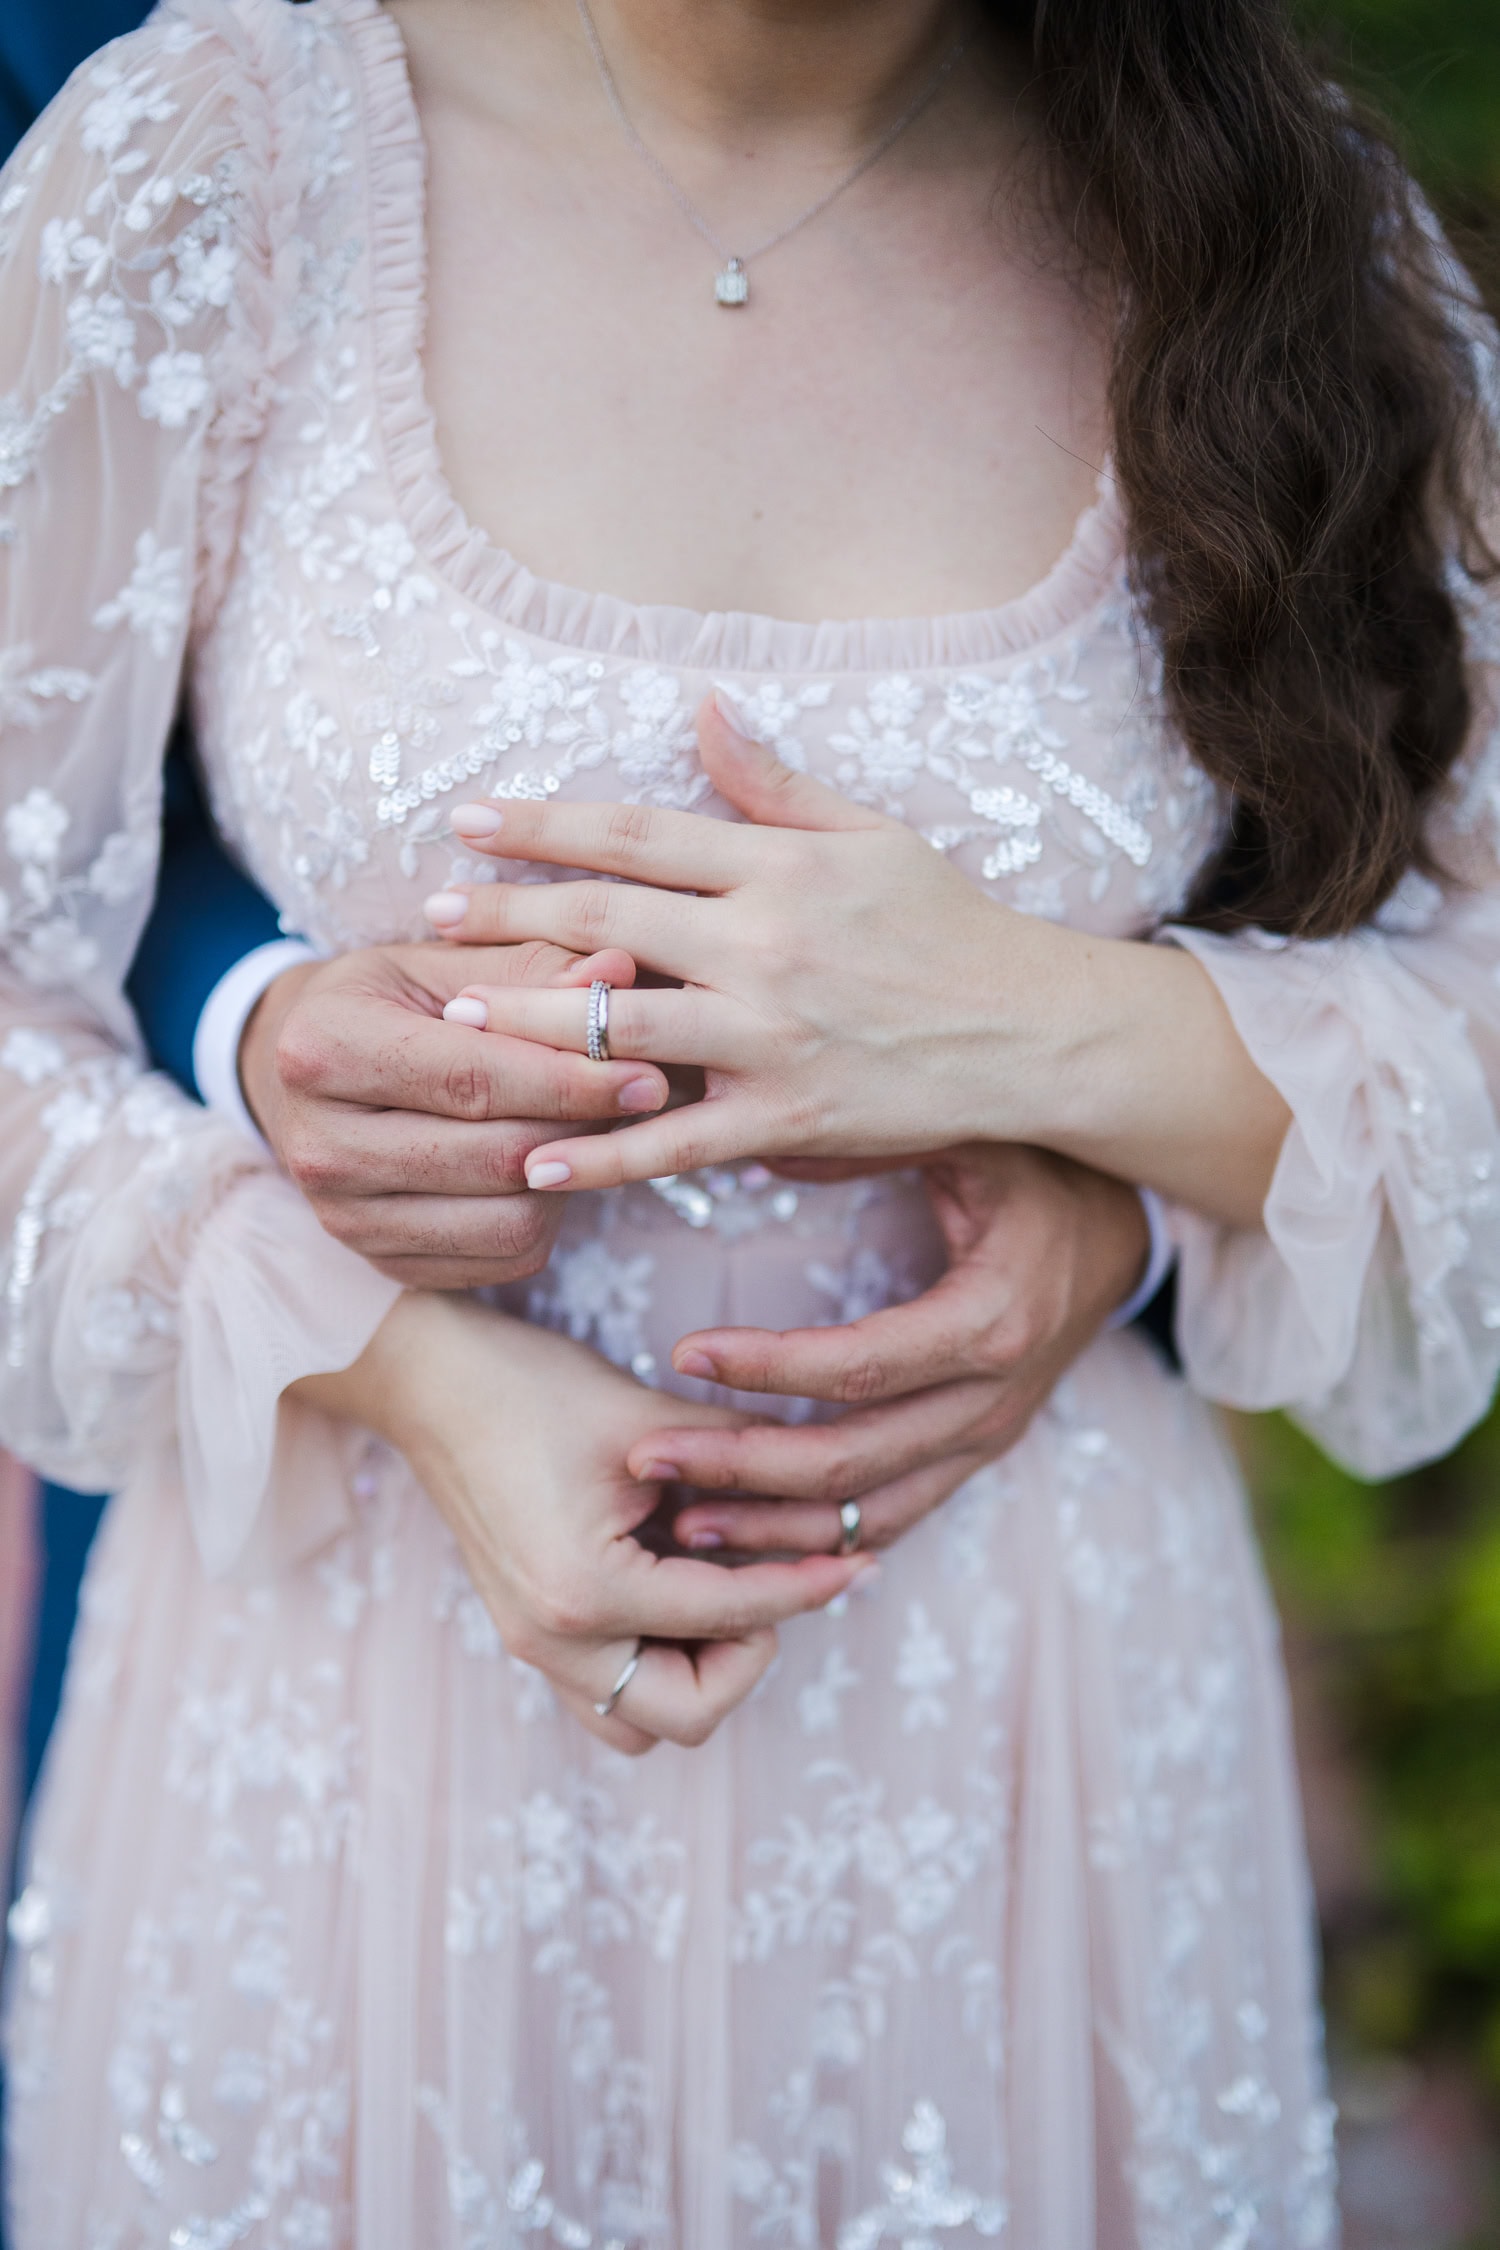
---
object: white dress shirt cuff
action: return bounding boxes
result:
[192,938,320,1147]
[1105,1187,1177,1332]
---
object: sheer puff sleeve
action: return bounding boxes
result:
[0,1,398,1576]
[1163,550,1500,1478]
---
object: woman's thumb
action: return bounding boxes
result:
[699,690,887,833]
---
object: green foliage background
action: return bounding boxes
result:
[1263,2,1500,2093]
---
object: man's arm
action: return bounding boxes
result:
[126,732,287,1100]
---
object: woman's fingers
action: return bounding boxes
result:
[442,981,736,1068]
[697,691,891,834]
[599,1545,869,1641]
[633,1377,1004,1506]
[523,1099,770,1192]
[447,795,760,892]
[674,1454,980,1559]
[553,1679,659,1757]
[616,1631,779,1748]
[425,877,706,981]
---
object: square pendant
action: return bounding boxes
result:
[714,260,749,307]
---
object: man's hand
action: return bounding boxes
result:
[624,1143,1152,1555]
[240,941,667,1289]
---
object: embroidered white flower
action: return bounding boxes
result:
[895,1603,956,1732]
[5,787,69,864]
[79,63,178,161]
[92,532,187,659]
[38,216,105,288]
[0,398,39,491]
[137,349,209,429]
[0,1028,66,1085]
[338,515,435,615]
[65,291,138,381]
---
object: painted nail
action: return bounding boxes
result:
[674,1349,716,1381]
[526,1159,573,1189]
[684,1529,726,1552]
[442,996,488,1028]
[851,1560,885,1593]
[424,890,468,929]
[618,1077,662,1114]
[636,1460,681,1483]
[450,802,504,839]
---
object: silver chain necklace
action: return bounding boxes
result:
[575,0,968,307]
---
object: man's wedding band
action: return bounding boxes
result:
[586,978,611,1062]
[594,1640,642,1717]
[838,1500,863,1554]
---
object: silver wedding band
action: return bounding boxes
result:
[838,1500,863,1555]
[586,978,611,1063]
[594,1639,642,1717]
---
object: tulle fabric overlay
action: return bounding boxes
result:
[1,0,1499,2240]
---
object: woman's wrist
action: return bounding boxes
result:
[996,929,1291,1227]
[289,1289,481,1457]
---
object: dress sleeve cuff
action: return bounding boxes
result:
[191,938,320,1147]
[176,1168,402,1579]
[1104,1188,1177,1332]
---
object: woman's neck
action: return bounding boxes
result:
[578,0,970,144]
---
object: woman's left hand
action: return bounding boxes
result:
[426,691,1086,1193]
[631,1141,1152,1559]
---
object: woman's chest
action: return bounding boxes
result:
[192,415,1221,957]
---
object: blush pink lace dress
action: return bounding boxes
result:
[5,4,1500,2244]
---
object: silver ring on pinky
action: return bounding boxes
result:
[838,1500,862,1555]
[586,978,612,1063]
[594,1639,642,1718]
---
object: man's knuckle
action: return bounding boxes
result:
[833,1350,887,1407]
[285,1139,346,1197]
[275,1015,335,1095]
[441,1055,497,1122]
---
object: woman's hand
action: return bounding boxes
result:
[290,1293,870,1753]
[425,694,1290,1226]
[622,1144,1151,1559]
[241,939,666,1288]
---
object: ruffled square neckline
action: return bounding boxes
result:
[345,0,1129,674]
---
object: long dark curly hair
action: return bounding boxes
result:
[988,0,1496,936]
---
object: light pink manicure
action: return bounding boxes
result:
[443,996,488,1028]
[450,802,504,839]
[526,1159,572,1189]
[637,1460,681,1483]
[684,1529,725,1552]
[424,890,468,929]
[674,1348,716,1381]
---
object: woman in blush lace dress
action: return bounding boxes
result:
[4,0,1500,2240]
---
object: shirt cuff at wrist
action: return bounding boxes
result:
[191,938,320,1148]
[1105,1186,1178,1332]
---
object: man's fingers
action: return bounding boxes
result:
[523,1099,769,1192]
[631,1378,1004,1505]
[674,1454,981,1559]
[667,1279,993,1404]
[286,997,669,1121]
